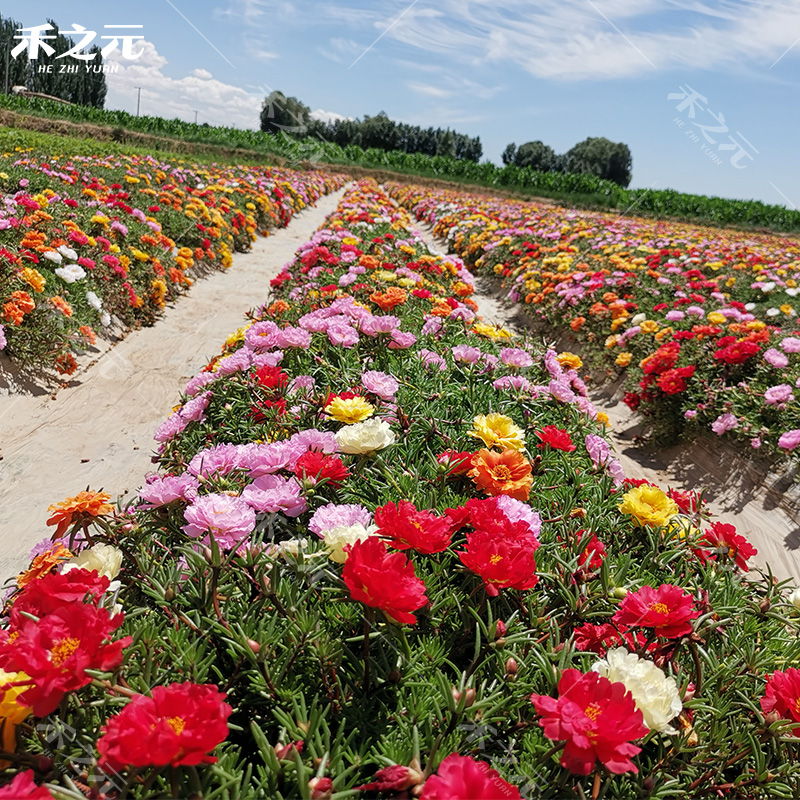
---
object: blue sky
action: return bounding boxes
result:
[6,1,800,206]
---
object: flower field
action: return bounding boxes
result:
[0,149,345,374]
[387,183,800,469]
[3,178,800,798]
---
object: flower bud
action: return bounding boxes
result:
[388,669,402,683]
[274,741,303,760]
[203,547,213,563]
[494,620,507,639]
[309,777,333,800]
[788,588,800,611]
[758,597,771,614]
[451,687,476,708]
[612,586,628,599]
[504,658,518,680]
[247,638,261,654]
[164,586,176,603]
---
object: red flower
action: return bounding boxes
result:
[760,668,800,732]
[420,753,521,799]
[622,391,641,411]
[0,604,130,716]
[374,500,453,554]
[294,451,349,489]
[612,584,699,638]
[253,365,288,389]
[97,682,232,770]
[577,533,606,571]
[531,669,648,775]
[436,450,473,476]
[456,523,539,596]
[342,538,428,624]
[357,764,421,793]
[713,341,760,365]
[694,522,757,572]
[641,342,680,375]
[535,426,576,452]
[0,771,53,799]
[667,488,704,514]
[571,623,654,657]
[656,366,695,395]
[12,568,110,617]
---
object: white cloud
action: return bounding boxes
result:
[309,108,353,124]
[105,40,261,129]
[319,37,363,64]
[318,0,800,80]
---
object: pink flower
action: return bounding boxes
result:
[327,323,359,347]
[184,371,217,396]
[493,375,532,392]
[418,349,447,370]
[360,315,401,336]
[778,429,800,451]
[781,337,800,353]
[764,348,789,368]
[711,412,738,435]
[216,349,252,375]
[389,330,416,349]
[275,327,312,348]
[308,503,372,536]
[544,349,563,378]
[362,370,399,401]
[180,391,212,423]
[241,475,306,517]
[549,380,577,403]
[138,474,200,508]
[0,324,6,351]
[244,321,280,351]
[452,345,482,364]
[500,348,534,369]
[182,493,256,549]
[764,384,795,406]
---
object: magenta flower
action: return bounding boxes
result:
[360,315,401,336]
[180,391,212,423]
[549,380,577,403]
[244,321,280,351]
[493,375,532,392]
[389,330,416,349]
[154,412,189,443]
[308,503,372,537]
[216,349,252,375]
[183,493,256,550]
[275,327,312,349]
[780,337,800,353]
[421,316,443,336]
[417,349,447,371]
[544,349,563,378]
[0,324,7,351]
[327,323,359,347]
[184,371,217,397]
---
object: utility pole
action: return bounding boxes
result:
[194,110,198,124]
[4,42,10,95]
[135,86,142,116]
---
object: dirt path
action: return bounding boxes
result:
[411,219,800,585]
[0,188,346,583]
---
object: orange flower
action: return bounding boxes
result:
[358,255,381,269]
[55,353,78,375]
[370,287,408,311]
[570,316,586,331]
[11,291,35,314]
[50,296,73,317]
[267,300,291,316]
[16,542,72,588]
[47,490,113,537]
[469,449,533,501]
[79,325,97,345]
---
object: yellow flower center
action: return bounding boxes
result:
[167,716,186,735]
[50,637,80,667]
[649,602,670,615]
[489,553,503,565]
[584,702,602,722]
[491,465,513,481]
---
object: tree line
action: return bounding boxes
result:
[502,138,632,187]
[0,14,107,107]
[260,91,483,162]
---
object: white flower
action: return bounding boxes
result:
[86,291,103,311]
[630,313,647,326]
[57,245,78,261]
[786,288,799,298]
[43,250,63,264]
[63,543,123,580]
[323,523,378,563]
[745,302,756,310]
[592,648,682,734]
[766,307,780,317]
[760,281,776,293]
[100,312,112,328]
[276,538,308,560]
[335,418,396,455]
[55,264,86,284]
[788,588,800,611]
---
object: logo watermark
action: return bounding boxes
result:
[12,23,144,73]
[668,85,758,169]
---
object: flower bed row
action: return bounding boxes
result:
[386,183,800,466]
[0,150,346,374]
[2,179,800,799]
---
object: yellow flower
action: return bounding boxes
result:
[20,267,45,293]
[325,396,375,424]
[469,413,526,451]
[610,318,627,332]
[0,669,32,766]
[654,327,673,341]
[746,320,766,331]
[781,303,796,316]
[605,335,620,349]
[619,485,679,528]
[616,352,633,367]
[473,322,513,340]
[557,352,583,370]
[597,412,609,426]
[706,311,726,324]
[639,320,658,334]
